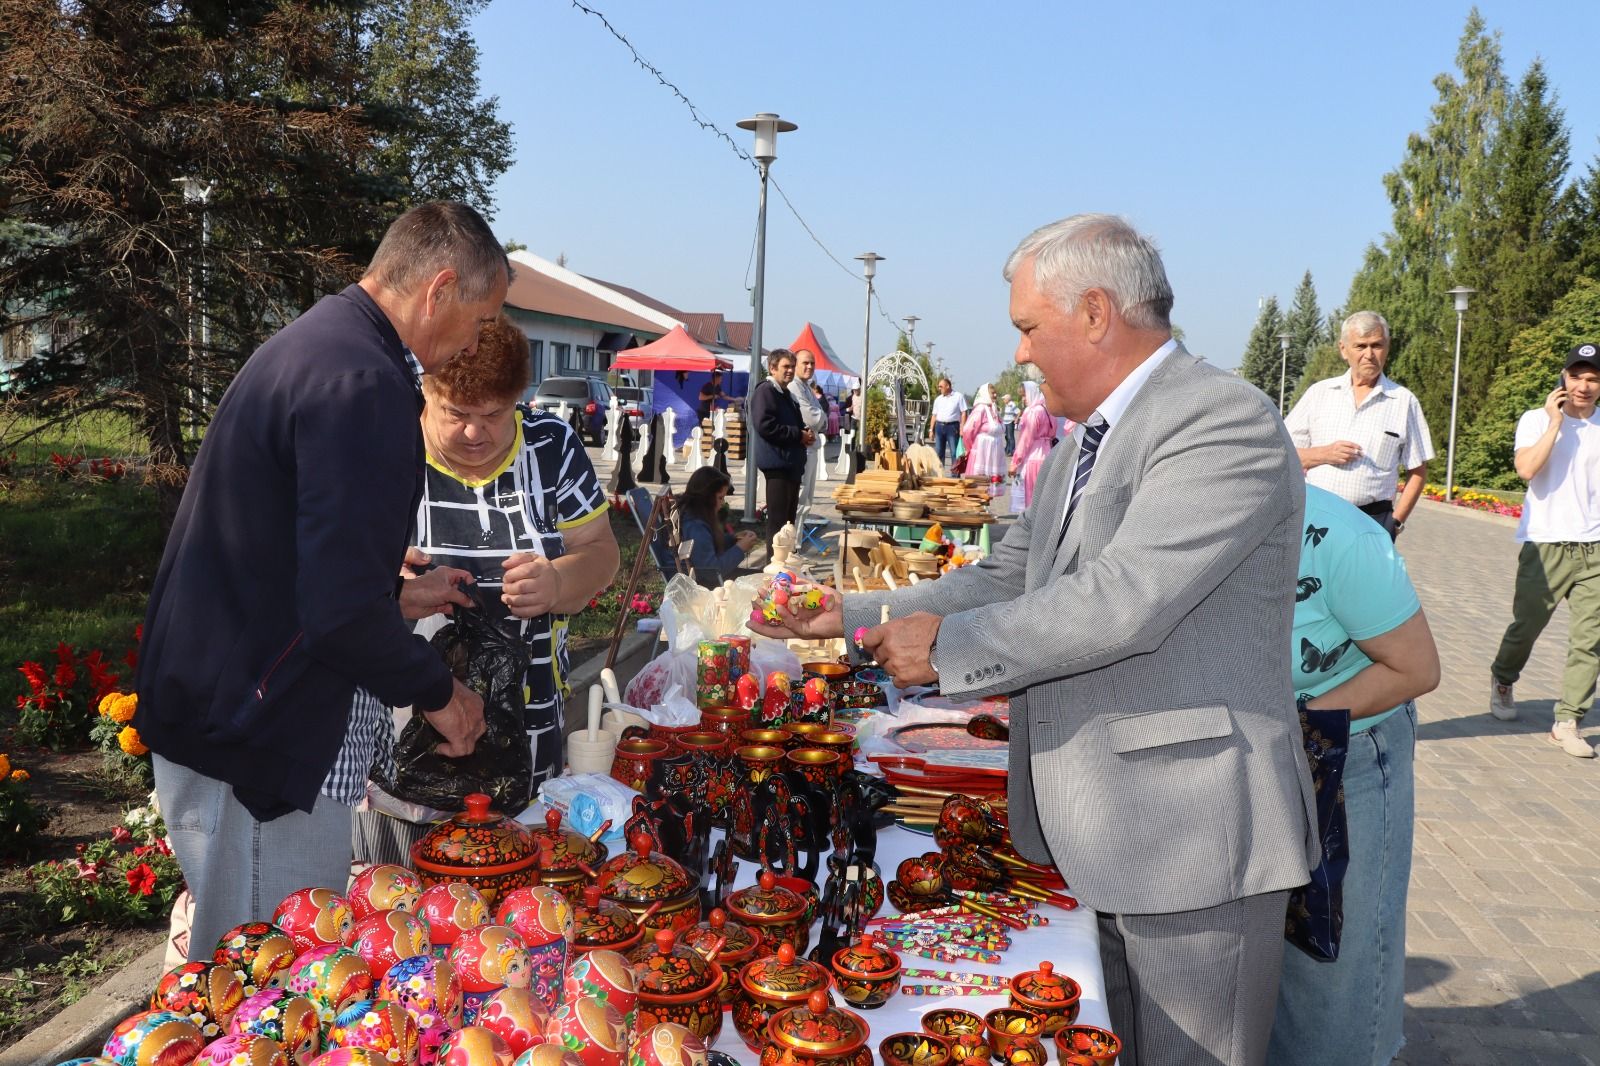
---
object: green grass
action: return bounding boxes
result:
[0,409,149,467]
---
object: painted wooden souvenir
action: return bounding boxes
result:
[760,990,870,1066]
[475,986,549,1057]
[436,1025,515,1066]
[1007,960,1082,1035]
[983,1008,1045,1059]
[227,989,322,1066]
[635,1023,708,1066]
[213,923,297,996]
[284,946,374,1028]
[100,1010,205,1066]
[325,999,418,1062]
[732,944,832,1054]
[523,809,609,900]
[151,961,246,1039]
[829,933,901,1009]
[723,872,808,957]
[418,882,492,950]
[307,1052,382,1066]
[449,925,532,993]
[596,834,700,936]
[346,864,423,922]
[919,1009,988,1066]
[878,1032,952,1066]
[273,888,356,955]
[681,909,756,1006]
[544,998,626,1066]
[512,1046,584,1066]
[379,953,463,1033]
[628,929,724,1047]
[412,795,539,906]
[1052,1026,1121,1066]
[348,910,430,982]
[561,949,636,1033]
[570,884,646,955]
[610,738,670,793]
[195,1033,288,1066]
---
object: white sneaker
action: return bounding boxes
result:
[1489,678,1518,721]
[1547,719,1596,759]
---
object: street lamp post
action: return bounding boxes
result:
[853,252,883,482]
[1445,286,1476,503]
[735,112,797,523]
[172,177,215,436]
[899,316,919,452]
[1276,331,1292,415]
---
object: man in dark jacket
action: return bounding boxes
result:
[135,202,506,958]
[749,348,812,549]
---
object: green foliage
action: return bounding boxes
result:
[0,759,46,862]
[1288,342,1345,410]
[1282,272,1326,397]
[1237,296,1286,401]
[25,830,182,926]
[1454,277,1600,489]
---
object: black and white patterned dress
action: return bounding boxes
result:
[410,406,610,787]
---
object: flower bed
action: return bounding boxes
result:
[1422,484,1523,519]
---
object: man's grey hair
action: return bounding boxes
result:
[1002,214,1174,331]
[365,201,511,302]
[1340,310,1390,343]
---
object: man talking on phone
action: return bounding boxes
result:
[1284,311,1434,540]
[1488,344,1600,755]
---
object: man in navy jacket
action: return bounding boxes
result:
[135,202,507,957]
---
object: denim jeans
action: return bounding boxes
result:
[934,420,960,467]
[1267,702,1416,1066]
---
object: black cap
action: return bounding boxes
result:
[1565,342,1600,371]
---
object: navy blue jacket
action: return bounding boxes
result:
[750,378,806,475]
[135,285,454,820]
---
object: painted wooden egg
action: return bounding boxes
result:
[512,1047,584,1066]
[324,998,419,1062]
[379,953,463,1032]
[100,1009,206,1066]
[273,888,355,955]
[151,961,246,1039]
[436,1025,515,1066]
[227,989,322,1065]
[348,910,430,981]
[285,946,373,1028]
[418,882,491,949]
[214,923,298,996]
[346,864,422,922]
[195,1033,288,1066]
[306,1051,382,1066]
[475,986,549,1057]
[635,1023,708,1066]
[495,887,573,948]
[449,925,531,993]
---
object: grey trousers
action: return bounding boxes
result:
[154,753,354,962]
[1097,889,1290,1066]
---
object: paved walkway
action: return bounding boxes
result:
[1395,500,1600,1066]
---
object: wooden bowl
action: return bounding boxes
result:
[892,502,927,521]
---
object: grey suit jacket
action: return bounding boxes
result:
[844,347,1318,915]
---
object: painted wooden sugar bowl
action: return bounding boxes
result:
[571,884,646,955]
[628,928,725,1047]
[759,990,871,1066]
[1007,960,1082,1035]
[733,943,832,1054]
[413,793,540,906]
[524,808,609,900]
[682,908,758,1006]
[597,833,701,936]
[828,932,901,1010]
[723,871,809,956]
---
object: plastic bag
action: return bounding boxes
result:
[376,604,533,813]
[659,574,716,651]
[750,640,802,685]
[623,649,698,708]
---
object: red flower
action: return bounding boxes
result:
[134,624,143,644]
[123,649,138,671]
[111,826,133,844]
[126,863,157,896]
[54,641,75,667]
[54,658,78,690]
[18,661,48,695]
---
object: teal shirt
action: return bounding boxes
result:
[1294,486,1422,732]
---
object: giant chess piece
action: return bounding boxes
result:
[660,408,677,468]
[601,395,622,461]
[684,425,704,472]
[607,416,638,495]
[713,436,730,478]
[815,434,830,483]
[638,414,669,484]
[835,430,854,480]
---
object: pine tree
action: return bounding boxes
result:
[1237,297,1286,405]
[1282,271,1324,397]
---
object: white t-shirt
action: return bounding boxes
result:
[1514,407,1600,543]
[932,391,967,423]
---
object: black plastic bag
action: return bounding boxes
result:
[1285,701,1351,961]
[377,599,533,813]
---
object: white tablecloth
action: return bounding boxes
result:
[717,823,1108,1063]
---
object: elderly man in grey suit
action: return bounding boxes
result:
[756,214,1317,1066]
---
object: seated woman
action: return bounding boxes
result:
[352,316,620,860]
[676,467,758,588]
[1268,484,1440,1066]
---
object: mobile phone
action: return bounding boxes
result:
[1557,373,1569,412]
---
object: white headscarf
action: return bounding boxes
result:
[1023,380,1045,408]
[974,383,995,409]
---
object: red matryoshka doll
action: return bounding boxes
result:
[561,949,636,1033]
[151,960,246,1039]
[346,864,423,922]
[450,925,531,1024]
[284,945,374,1028]
[213,922,298,996]
[272,887,355,954]
[418,882,491,952]
[227,988,322,1065]
[544,998,627,1066]
[436,1025,515,1066]
[100,1010,205,1066]
[635,1023,709,1066]
[513,1047,584,1066]
[475,986,549,1058]
[495,885,573,1012]
[348,910,430,981]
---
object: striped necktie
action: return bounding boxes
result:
[1057,419,1108,546]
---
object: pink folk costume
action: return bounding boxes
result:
[961,385,1008,494]
[1010,381,1063,511]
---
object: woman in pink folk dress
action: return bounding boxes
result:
[961,384,1007,493]
[1010,380,1064,511]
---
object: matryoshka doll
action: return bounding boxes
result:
[495,885,573,1012]
[214,922,298,996]
[544,998,626,1066]
[449,925,530,1024]
[285,945,374,1028]
[418,882,491,953]
[348,910,430,981]
[436,1025,515,1066]
[307,1052,383,1066]
[513,1047,583,1066]
[635,1023,708,1066]
[346,864,422,922]
[228,988,322,1065]
[475,986,549,1058]
[379,953,463,1034]
[151,960,246,1039]
[272,887,355,955]
[560,950,636,1036]
[195,1033,288,1066]
[324,999,419,1063]
[100,1010,205,1066]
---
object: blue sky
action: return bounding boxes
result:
[471,1,1600,388]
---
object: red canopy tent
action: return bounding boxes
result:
[787,322,858,377]
[610,325,732,372]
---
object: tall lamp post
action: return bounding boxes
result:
[173,177,215,437]
[899,316,920,451]
[1444,286,1476,503]
[735,111,797,522]
[854,252,883,481]
[1276,331,1292,414]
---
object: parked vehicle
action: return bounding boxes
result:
[526,376,611,445]
[613,385,654,431]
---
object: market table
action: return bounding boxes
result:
[715,820,1109,1064]
[838,510,995,554]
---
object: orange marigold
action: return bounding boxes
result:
[8,770,27,783]
[0,754,10,779]
[117,727,148,757]
[101,693,137,724]
[98,691,120,717]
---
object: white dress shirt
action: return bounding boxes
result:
[1284,370,1435,507]
[1060,338,1178,528]
[932,391,967,423]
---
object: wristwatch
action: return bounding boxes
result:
[928,637,940,678]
